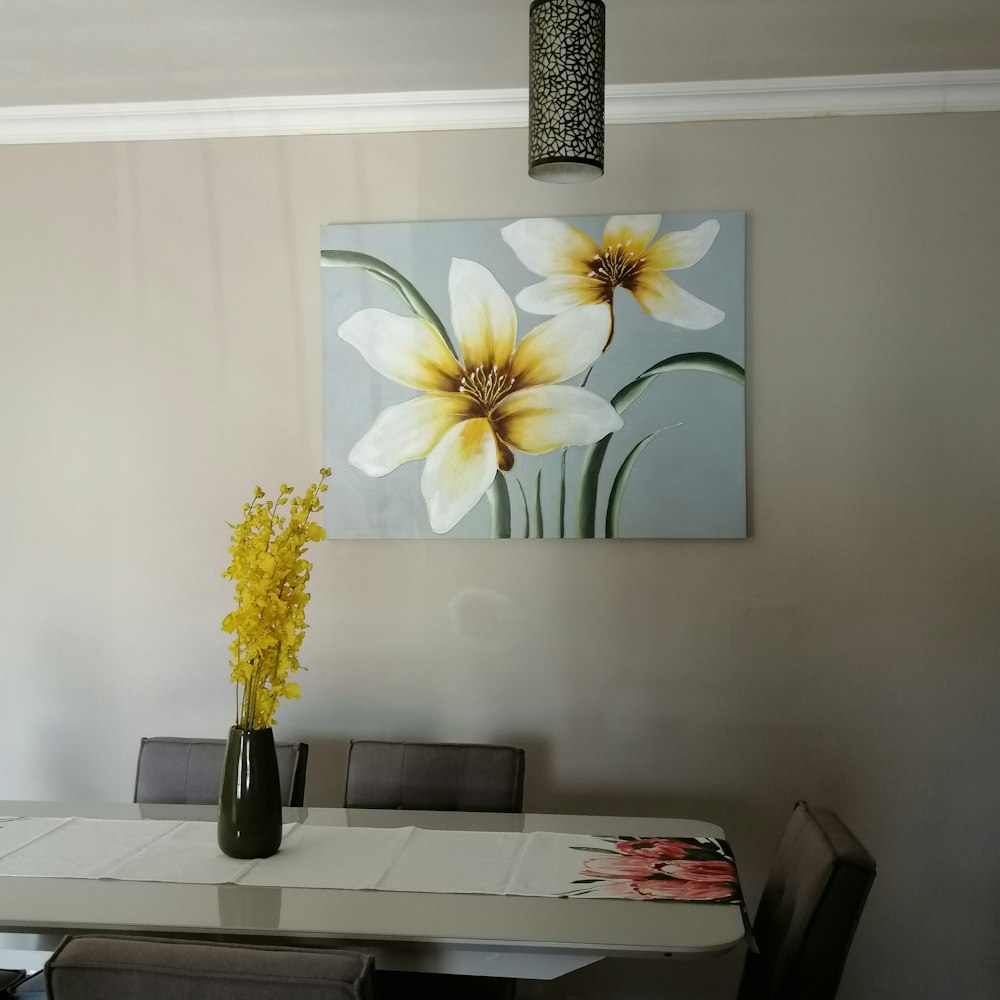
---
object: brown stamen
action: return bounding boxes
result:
[458,363,515,411]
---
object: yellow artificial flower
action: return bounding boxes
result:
[501,215,725,344]
[221,471,328,730]
[339,258,623,534]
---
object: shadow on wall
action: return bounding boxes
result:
[301,730,772,822]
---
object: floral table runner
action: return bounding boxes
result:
[0,818,741,904]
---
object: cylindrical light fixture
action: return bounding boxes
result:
[529,0,606,182]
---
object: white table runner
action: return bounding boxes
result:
[0,817,741,903]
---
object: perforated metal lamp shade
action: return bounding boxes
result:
[529,0,605,182]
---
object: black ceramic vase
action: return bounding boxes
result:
[217,725,282,859]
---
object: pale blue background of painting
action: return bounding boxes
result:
[321,212,745,539]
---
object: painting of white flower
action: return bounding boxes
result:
[321,212,745,539]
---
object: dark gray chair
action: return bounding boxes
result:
[44,935,373,1000]
[345,739,524,999]
[2,968,33,996]
[738,801,876,1000]
[133,737,309,808]
[343,740,524,813]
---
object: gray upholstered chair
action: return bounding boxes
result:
[133,737,309,807]
[44,935,373,1000]
[343,740,524,812]
[345,739,524,999]
[738,801,876,1000]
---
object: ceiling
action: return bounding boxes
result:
[2,0,1000,108]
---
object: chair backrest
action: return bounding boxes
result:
[738,801,876,1000]
[45,935,373,1000]
[344,740,525,812]
[133,736,309,807]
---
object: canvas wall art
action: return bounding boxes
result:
[321,212,745,539]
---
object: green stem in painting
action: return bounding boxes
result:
[603,305,616,352]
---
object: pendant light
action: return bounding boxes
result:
[528,0,606,182]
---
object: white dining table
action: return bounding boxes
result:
[0,801,747,980]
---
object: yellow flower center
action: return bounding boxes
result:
[587,240,646,298]
[458,363,516,412]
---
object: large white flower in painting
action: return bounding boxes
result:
[501,215,725,343]
[339,258,623,534]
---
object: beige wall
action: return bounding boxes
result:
[2,112,999,999]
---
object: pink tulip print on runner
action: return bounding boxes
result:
[570,836,742,902]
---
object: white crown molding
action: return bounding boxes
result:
[1,70,998,146]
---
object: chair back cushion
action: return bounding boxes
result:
[344,740,525,812]
[45,936,373,1000]
[134,737,308,807]
[738,801,876,1000]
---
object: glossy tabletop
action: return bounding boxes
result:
[0,802,747,979]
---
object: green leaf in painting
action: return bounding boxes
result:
[558,449,567,539]
[320,249,455,355]
[531,467,543,539]
[487,473,511,539]
[515,479,530,538]
[606,426,678,538]
[575,353,745,538]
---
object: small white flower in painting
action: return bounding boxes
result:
[502,215,725,345]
